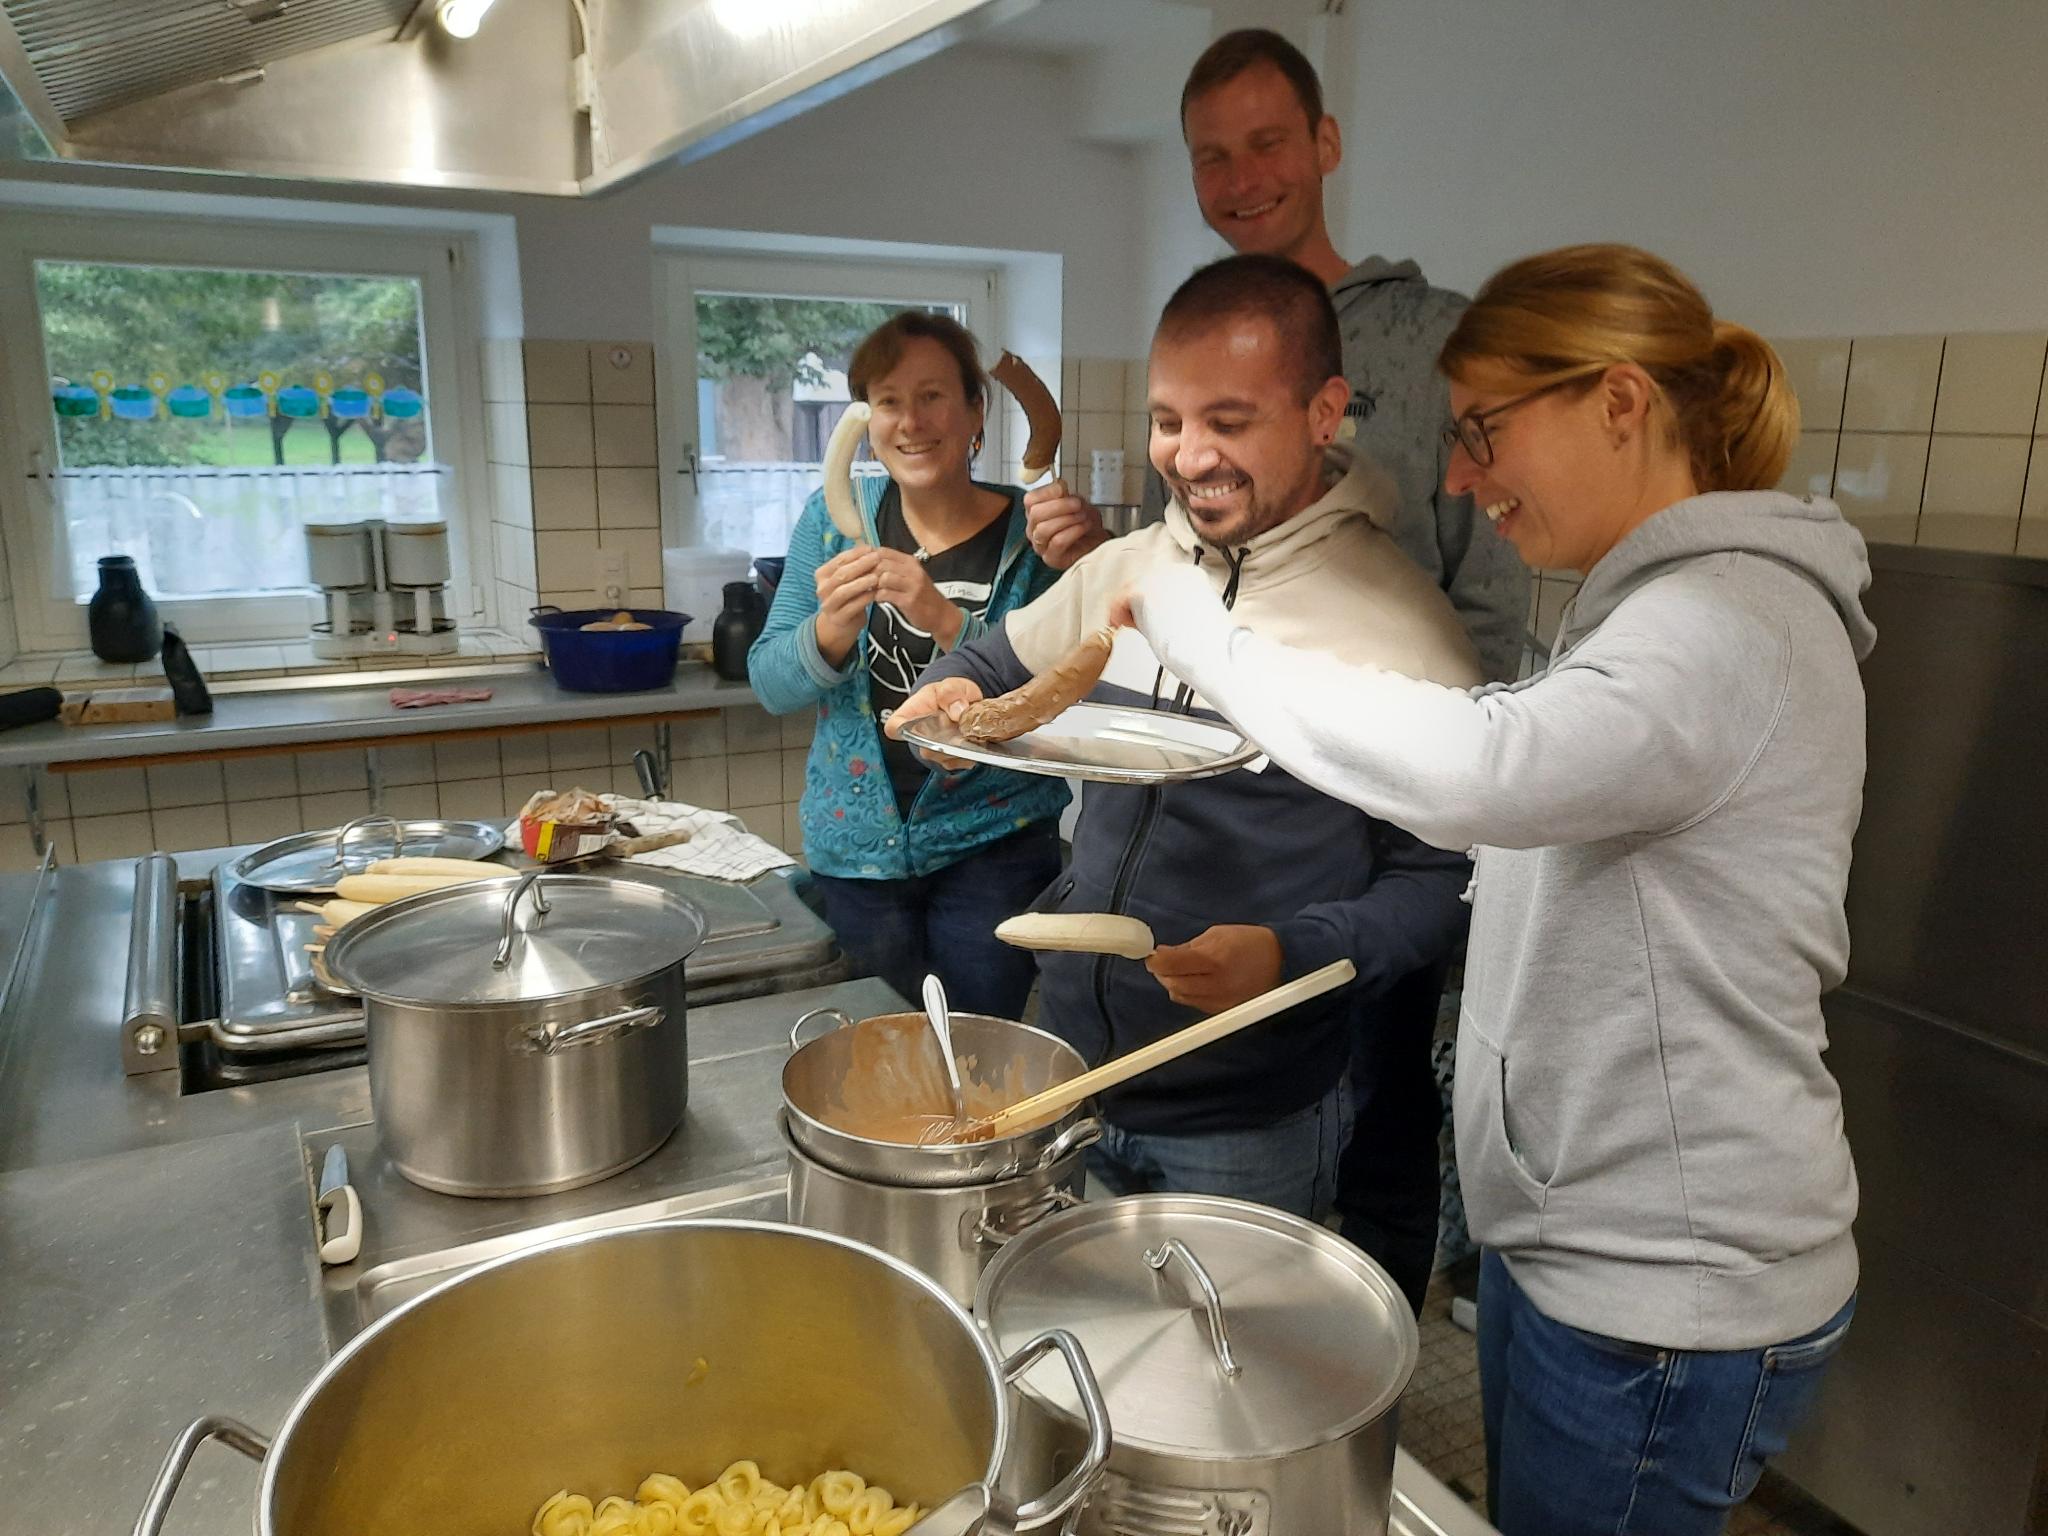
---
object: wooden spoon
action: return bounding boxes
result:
[970,958,1356,1140]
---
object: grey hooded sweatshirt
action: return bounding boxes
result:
[1131,490,1876,1350]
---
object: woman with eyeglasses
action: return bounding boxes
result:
[1110,244,1873,1536]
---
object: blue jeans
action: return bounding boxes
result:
[1478,1250,1855,1536]
[809,823,1061,1019]
[1086,1080,1349,1221]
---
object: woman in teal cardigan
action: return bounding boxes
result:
[747,312,1068,1017]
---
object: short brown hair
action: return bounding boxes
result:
[1156,254,1343,403]
[1180,28,1325,134]
[1440,244,1799,493]
[847,310,987,412]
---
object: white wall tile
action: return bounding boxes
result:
[0,767,27,825]
[374,742,437,786]
[382,782,442,820]
[596,468,661,530]
[783,804,807,861]
[223,755,299,801]
[74,812,155,862]
[300,789,371,826]
[434,739,501,780]
[1075,358,1123,413]
[670,755,728,810]
[780,711,814,748]
[1833,431,1931,545]
[2018,441,2048,558]
[1778,431,1839,499]
[151,803,229,853]
[494,524,539,591]
[481,338,526,405]
[590,341,655,406]
[728,750,784,807]
[502,774,555,814]
[1918,435,2028,552]
[485,401,529,467]
[609,724,656,764]
[549,727,611,771]
[523,340,592,404]
[499,733,552,775]
[1768,337,1852,434]
[0,821,56,872]
[145,759,224,809]
[600,528,664,588]
[227,796,302,845]
[1842,335,1944,433]
[1931,333,2048,436]
[781,747,808,801]
[491,462,535,529]
[296,748,369,794]
[536,532,597,594]
[725,706,781,753]
[593,405,658,467]
[438,777,507,820]
[528,405,595,467]
[674,713,725,759]
[67,767,149,817]
[533,468,600,532]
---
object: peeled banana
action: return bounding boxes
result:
[995,912,1155,960]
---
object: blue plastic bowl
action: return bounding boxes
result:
[529,607,690,693]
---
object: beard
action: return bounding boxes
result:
[1168,461,1325,549]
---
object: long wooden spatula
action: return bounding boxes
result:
[974,958,1356,1139]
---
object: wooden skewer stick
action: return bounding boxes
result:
[973,959,1357,1140]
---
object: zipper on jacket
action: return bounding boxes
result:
[1091,544,1250,1048]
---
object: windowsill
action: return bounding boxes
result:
[0,631,542,691]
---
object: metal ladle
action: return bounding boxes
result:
[920,972,968,1128]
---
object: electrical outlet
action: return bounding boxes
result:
[593,549,630,610]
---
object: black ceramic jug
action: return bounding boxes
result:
[87,555,164,664]
[711,580,766,682]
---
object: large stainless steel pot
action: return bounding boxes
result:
[977,1195,1420,1536]
[784,1114,1095,1306]
[783,1006,1095,1187]
[326,869,705,1197]
[134,1221,1112,1536]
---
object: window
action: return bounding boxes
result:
[658,251,993,557]
[0,213,486,648]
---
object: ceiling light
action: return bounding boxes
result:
[437,0,499,38]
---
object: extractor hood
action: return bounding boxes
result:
[0,0,1040,196]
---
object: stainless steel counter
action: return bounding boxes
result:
[0,856,1495,1536]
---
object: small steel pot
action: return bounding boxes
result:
[784,1114,1098,1306]
[326,870,705,1197]
[783,1006,1094,1187]
[977,1195,1420,1536]
[133,1221,1114,1536]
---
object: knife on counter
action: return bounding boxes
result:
[316,1143,362,1266]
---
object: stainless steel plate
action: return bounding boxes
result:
[897,701,1260,785]
[227,816,507,893]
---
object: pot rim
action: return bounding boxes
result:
[974,1194,1420,1460]
[781,1010,1090,1159]
[253,1217,1014,1529]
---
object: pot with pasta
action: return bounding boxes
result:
[134,1220,1111,1536]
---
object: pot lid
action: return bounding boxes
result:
[326,871,705,1007]
[974,1195,1417,1458]
[228,816,505,894]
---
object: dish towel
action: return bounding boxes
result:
[601,794,798,881]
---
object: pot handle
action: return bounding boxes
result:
[970,1188,1082,1249]
[1145,1239,1241,1378]
[1032,1116,1104,1171]
[788,1006,853,1052]
[519,1005,665,1055]
[995,1329,1112,1531]
[493,870,554,968]
[132,1415,271,1536]
[334,813,403,872]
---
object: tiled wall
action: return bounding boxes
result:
[0,520,17,670]
[0,704,812,873]
[1048,356,1153,506]
[1774,331,2048,554]
[481,339,667,621]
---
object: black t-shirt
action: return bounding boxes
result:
[866,484,1010,813]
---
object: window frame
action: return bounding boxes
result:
[0,210,493,650]
[654,248,1000,549]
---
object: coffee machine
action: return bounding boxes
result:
[304,519,458,659]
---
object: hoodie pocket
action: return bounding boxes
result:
[1454,1029,1548,1247]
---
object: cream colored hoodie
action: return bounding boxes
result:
[1008,445,1483,695]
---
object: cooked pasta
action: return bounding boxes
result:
[530,1461,924,1536]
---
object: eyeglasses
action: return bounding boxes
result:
[1441,368,1607,467]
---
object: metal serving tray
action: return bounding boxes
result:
[898,700,1261,785]
[227,815,505,894]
